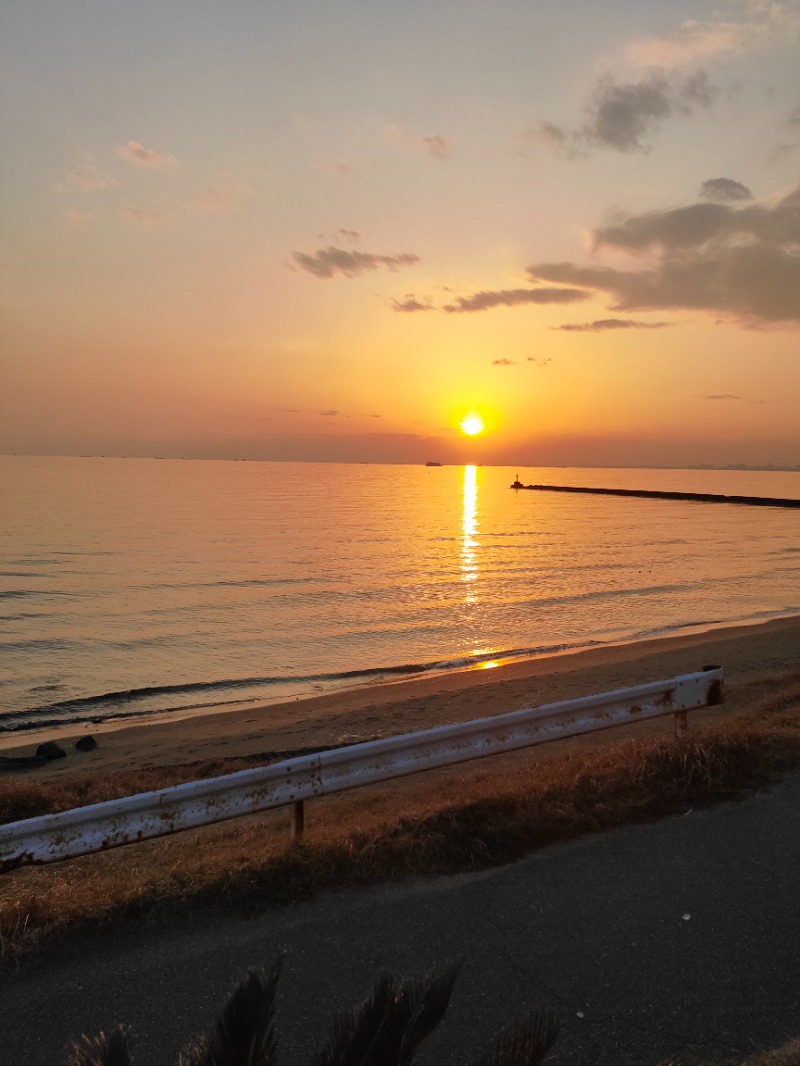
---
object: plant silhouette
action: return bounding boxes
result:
[65,958,558,1066]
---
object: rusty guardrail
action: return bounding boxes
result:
[0,668,723,871]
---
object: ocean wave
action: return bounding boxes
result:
[0,641,602,731]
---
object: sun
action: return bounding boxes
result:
[460,413,485,436]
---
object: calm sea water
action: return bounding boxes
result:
[2,455,799,733]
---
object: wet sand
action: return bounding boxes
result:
[2,616,799,778]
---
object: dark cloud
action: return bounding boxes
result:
[492,358,517,366]
[320,409,339,416]
[537,70,715,156]
[443,287,589,313]
[527,357,551,366]
[390,296,432,312]
[292,246,420,278]
[527,183,800,325]
[336,228,361,243]
[583,70,714,152]
[553,318,673,332]
[703,394,740,400]
[701,178,753,202]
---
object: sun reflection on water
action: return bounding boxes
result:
[461,464,478,604]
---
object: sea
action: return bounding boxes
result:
[2,455,799,734]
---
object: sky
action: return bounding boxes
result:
[1,0,799,467]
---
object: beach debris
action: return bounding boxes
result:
[75,735,98,752]
[36,741,67,761]
[682,913,691,921]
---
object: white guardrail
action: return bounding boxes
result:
[0,668,723,871]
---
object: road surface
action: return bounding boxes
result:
[3,772,799,1065]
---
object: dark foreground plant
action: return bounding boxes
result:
[65,958,558,1066]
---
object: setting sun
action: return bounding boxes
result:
[460,414,485,436]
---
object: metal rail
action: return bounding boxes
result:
[0,668,723,871]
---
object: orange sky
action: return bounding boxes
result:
[2,1,799,466]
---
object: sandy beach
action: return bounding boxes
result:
[2,616,799,779]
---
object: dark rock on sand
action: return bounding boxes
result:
[75,735,98,752]
[36,741,67,761]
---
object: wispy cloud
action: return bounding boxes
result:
[320,409,339,416]
[492,358,517,366]
[527,357,552,366]
[390,295,432,312]
[386,124,453,161]
[194,173,254,212]
[625,1,800,68]
[62,208,92,232]
[120,202,169,227]
[443,287,589,313]
[553,318,673,332]
[67,163,117,192]
[702,394,741,400]
[291,246,420,279]
[527,182,800,325]
[117,141,177,169]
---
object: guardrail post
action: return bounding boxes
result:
[674,711,688,739]
[291,800,305,842]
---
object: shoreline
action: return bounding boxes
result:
[2,614,800,777]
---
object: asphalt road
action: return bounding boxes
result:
[3,772,799,1066]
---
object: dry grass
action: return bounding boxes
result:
[2,678,800,962]
[694,1037,800,1066]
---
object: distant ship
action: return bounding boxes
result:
[425,461,443,467]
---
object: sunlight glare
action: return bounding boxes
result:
[460,413,485,436]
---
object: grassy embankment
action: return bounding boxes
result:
[2,674,800,960]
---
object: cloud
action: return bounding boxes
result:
[703,394,741,400]
[390,296,432,312]
[320,410,339,416]
[701,177,754,202]
[194,173,254,212]
[526,182,800,325]
[62,208,92,232]
[336,228,361,244]
[117,141,177,169]
[527,357,552,366]
[67,164,117,191]
[625,22,757,67]
[492,358,517,366]
[291,246,420,278]
[120,202,169,227]
[524,121,580,160]
[553,318,673,332]
[326,156,352,175]
[625,3,800,67]
[536,70,715,156]
[420,134,452,161]
[581,70,715,153]
[386,124,453,161]
[443,287,589,313]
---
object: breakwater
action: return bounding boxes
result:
[510,482,800,509]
